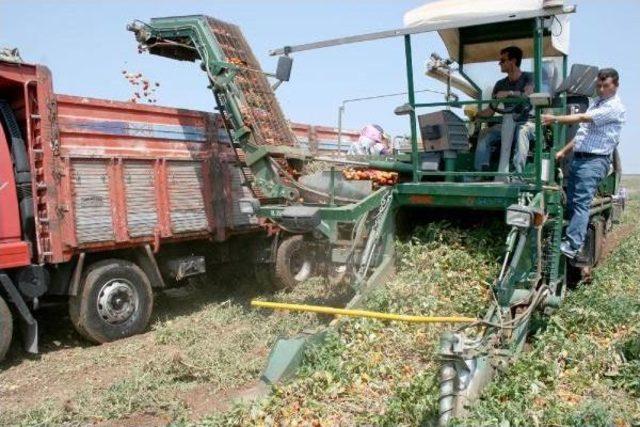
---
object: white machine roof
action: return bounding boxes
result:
[404,0,570,64]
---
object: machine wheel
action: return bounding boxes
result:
[274,235,314,290]
[566,262,584,288]
[69,259,153,344]
[0,296,13,362]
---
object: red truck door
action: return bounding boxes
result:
[0,122,30,269]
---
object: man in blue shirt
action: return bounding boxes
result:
[542,68,626,259]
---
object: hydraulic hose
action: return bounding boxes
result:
[251,300,477,324]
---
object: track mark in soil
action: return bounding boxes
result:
[182,380,268,420]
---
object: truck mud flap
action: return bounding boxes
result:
[0,273,38,354]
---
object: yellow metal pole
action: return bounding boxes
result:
[251,300,476,324]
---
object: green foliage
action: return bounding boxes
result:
[613,331,640,397]
[375,371,439,426]
[207,218,507,425]
[564,401,615,427]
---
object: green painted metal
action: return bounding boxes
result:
[459,18,552,47]
[404,35,420,183]
[257,186,391,223]
[599,175,617,196]
[367,160,415,173]
[418,171,531,178]
[395,182,523,209]
[558,54,569,156]
[547,205,564,286]
[329,167,336,206]
[413,97,529,109]
[533,17,544,189]
[398,183,532,211]
[396,195,514,210]
[443,153,456,182]
[589,202,613,216]
[261,330,327,385]
[396,182,523,197]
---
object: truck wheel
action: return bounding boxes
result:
[0,296,12,362]
[69,259,153,344]
[274,235,314,290]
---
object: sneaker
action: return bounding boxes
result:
[560,240,578,259]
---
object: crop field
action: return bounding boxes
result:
[1,176,639,426]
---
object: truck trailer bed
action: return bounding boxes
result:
[55,94,255,252]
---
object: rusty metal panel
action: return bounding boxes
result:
[124,161,158,237]
[168,161,208,233]
[55,95,213,161]
[227,164,258,228]
[71,160,115,243]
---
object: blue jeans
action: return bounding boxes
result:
[474,123,531,172]
[474,125,501,171]
[565,155,611,250]
[514,122,535,174]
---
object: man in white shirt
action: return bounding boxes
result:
[542,68,626,258]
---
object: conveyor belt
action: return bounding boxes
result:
[206,17,296,148]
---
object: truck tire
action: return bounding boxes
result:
[0,296,12,362]
[69,259,153,344]
[274,235,314,290]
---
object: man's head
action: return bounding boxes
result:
[499,46,523,73]
[382,132,391,147]
[596,68,619,99]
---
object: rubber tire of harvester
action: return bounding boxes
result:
[566,262,583,288]
[274,235,312,290]
[69,259,153,344]
[0,296,13,362]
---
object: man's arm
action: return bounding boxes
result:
[541,113,593,126]
[476,106,495,119]
[478,86,533,118]
[555,139,575,160]
[522,82,534,96]
[475,82,501,119]
[543,100,623,127]
[495,84,534,99]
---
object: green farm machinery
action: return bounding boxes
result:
[128,1,625,423]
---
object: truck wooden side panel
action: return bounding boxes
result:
[54,94,256,261]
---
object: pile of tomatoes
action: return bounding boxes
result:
[342,168,399,187]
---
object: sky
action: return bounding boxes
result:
[2,0,638,172]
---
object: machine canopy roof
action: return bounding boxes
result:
[404,0,571,64]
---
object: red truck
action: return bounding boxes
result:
[0,56,360,361]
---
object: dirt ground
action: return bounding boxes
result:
[0,284,230,412]
[0,262,353,425]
